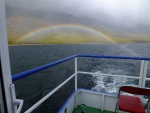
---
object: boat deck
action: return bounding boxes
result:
[72,105,114,113]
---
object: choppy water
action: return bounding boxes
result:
[9,43,150,113]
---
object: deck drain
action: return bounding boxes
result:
[81,109,84,113]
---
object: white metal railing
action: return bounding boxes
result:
[25,73,76,113]
[23,57,149,113]
[0,0,16,113]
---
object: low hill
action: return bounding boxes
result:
[7,17,51,44]
[17,26,113,44]
[7,16,150,45]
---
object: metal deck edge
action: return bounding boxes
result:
[57,88,117,113]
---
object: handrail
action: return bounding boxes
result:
[77,54,150,60]
[12,55,77,81]
[12,54,150,82]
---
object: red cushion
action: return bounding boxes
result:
[119,95,146,113]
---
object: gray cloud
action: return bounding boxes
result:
[5,0,150,26]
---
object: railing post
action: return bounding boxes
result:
[75,58,77,90]
[75,57,78,108]
[139,60,144,87]
[10,84,17,113]
[139,60,148,88]
[142,61,148,88]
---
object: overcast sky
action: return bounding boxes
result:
[5,0,150,26]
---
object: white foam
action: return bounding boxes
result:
[91,69,136,94]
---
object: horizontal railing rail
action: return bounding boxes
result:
[12,55,77,81]
[77,54,150,60]
[25,73,76,113]
[78,71,141,79]
[12,54,150,81]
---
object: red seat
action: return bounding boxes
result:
[115,86,150,113]
[119,95,145,113]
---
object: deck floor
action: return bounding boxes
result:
[72,105,114,113]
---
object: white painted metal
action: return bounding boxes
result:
[59,89,132,113]
[75,58,77,90]
[10,84,23,113]
[10,84,17,113]
[25,73,76,113]
[74,58,77,108]
[0,0,16,112]
[66,95,75,113]
[103,95,117,112]
[101,94,104,111]
[60,89,118,113]
[80,91,103,109]
[142,61,148,87]
[139,60,144,87]
[78,71,140,79]
[14,99,24,113]
[146,78,150,80]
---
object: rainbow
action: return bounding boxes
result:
[15,24,115,43]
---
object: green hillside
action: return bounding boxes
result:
[7,16,150,45]
[7,16,51,44]
[17,27,112,44]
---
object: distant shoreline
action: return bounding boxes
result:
[9,42,149,46]
[9,43,113,46]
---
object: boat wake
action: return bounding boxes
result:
[91,69,137,94]
[91,44,140,94]
[120,44,140,56]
